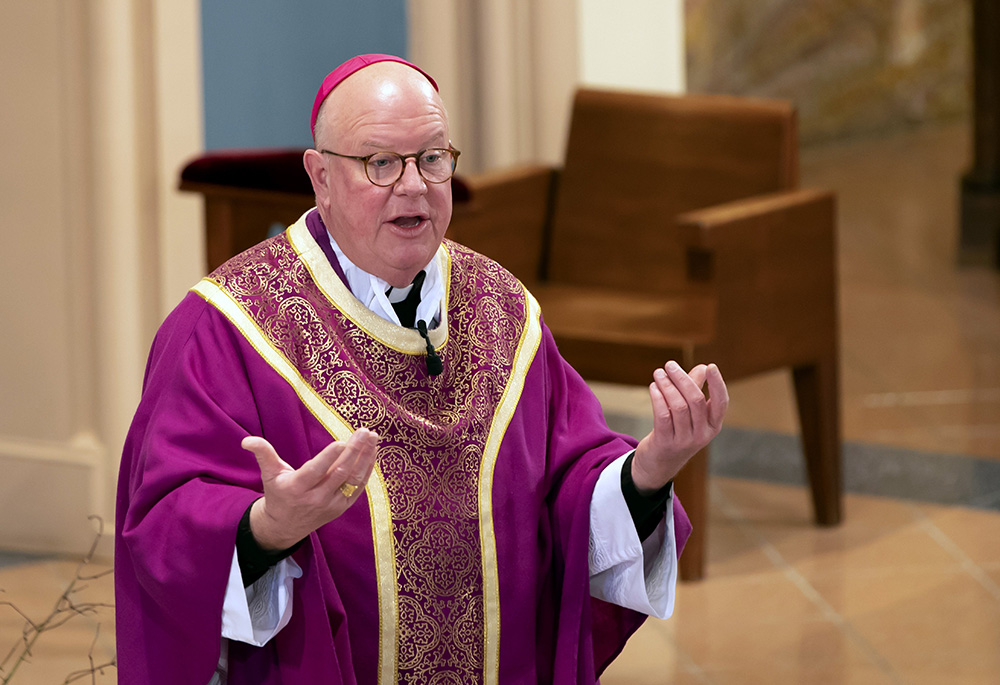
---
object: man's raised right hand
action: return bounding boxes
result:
[242,428,379,551]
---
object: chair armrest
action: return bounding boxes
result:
[447,165,557,284]
[675,188,838,373]
[676,188,835,251]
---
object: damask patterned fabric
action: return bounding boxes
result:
[115,214,691,684]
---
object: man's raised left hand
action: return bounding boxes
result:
[631,361,729,494]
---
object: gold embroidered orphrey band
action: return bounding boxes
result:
[192,215,542,684]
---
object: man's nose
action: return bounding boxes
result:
[394,157,427,195]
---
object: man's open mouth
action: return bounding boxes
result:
[392,216,425,228]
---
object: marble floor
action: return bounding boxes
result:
[601,477,1000,684]
[2,121,1000,683]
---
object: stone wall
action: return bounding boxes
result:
[685,0,970,144]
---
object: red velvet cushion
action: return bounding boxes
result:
[180,148,313,194]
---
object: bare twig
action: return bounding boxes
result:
[0,517,116,684]
[63,625,116,684]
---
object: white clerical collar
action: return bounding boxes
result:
[323,230,443,328]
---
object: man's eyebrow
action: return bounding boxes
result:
[359,137,448,152]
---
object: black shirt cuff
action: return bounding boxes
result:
[235,499,305,588]
[620,451,672,542]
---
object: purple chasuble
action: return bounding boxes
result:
[115,215,691,684]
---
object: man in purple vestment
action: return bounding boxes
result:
[115,54,728,684]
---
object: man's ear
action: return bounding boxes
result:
[303,149,329,208]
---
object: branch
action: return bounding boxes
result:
[0,517,116,684]
[63,625,116,684]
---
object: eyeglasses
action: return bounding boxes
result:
[320,147,461,187]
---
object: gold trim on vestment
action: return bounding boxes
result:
[366,462,399,684]
[478,290,542,685]
[286,214,449,352]
[190,279,354,441]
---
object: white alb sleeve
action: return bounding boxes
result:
[220,547,302,646]
[588,453,678,620]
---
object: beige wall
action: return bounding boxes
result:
[578,0,686,93]
[0,0,203,555]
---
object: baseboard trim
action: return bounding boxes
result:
[0,435,111,556]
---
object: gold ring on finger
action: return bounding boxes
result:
[339,482,359,498]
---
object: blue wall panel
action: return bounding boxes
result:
[201,1,408,150]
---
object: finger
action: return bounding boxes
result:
[658,362,693,426]
[242,436,292,482]
[664,361,709,427]
[343,429,379,483]
[648,377,675,439]
[654,365,693,439]
[688,364,708,389]
[328,429,378,489]
[706,363,730,430]
[338,432,379,501]
[298,440,347,485]
[361,454,377,484]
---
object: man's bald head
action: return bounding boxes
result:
[310,54,439,143]
[313,61,446,150]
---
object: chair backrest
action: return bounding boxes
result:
[547,88,798,292]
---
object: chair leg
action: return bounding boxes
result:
[792,356,842,526]
[674,446,709,581]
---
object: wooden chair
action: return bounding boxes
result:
[447,88,841,581]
